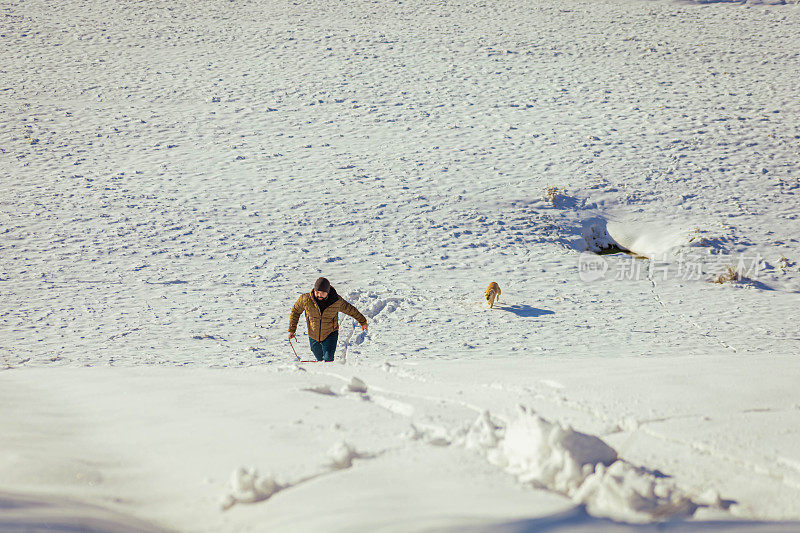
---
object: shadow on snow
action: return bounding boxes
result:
[439,505,800,533]
[497,304,555,318]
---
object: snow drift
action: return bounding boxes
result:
[219,468,283,510]
[579,217,689,258]
[454,407,698,523]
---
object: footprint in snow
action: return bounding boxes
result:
[344,291,403,321]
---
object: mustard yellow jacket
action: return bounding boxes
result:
[288,290,367,342]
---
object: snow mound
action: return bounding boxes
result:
[605,221,690,259]
[344,377,368,394]
[219,467,282,510]
[500,412,616,492]
[575,461,697,523]
[481,407,617,493]
[579,217,737,260]
[580,218,690,258]
[453,407,698,522]
[327,440,363,470]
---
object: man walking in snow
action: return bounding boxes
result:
[288,277,368,362]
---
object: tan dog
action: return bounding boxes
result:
[484,282,501,308]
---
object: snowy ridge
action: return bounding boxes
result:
[411,407,700,523]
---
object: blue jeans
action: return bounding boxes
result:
[309,330,338,362]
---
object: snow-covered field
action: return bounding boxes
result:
[2,0,800,531]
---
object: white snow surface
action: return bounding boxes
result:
[2,0,800,531]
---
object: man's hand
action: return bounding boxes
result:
[288,332,296,340]
[362,323,368,332]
